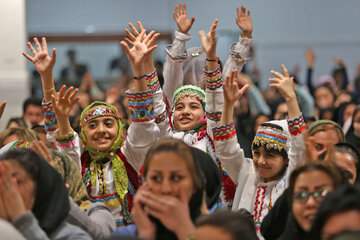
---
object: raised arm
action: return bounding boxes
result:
[220,70,249,126]
[236,6,253,39]
[199,19,218,72]
[121,30,158,93]
[269,64,301,120]
[23,37,56,102]
[173,3,195,35]
[223,6,253,77]
[0,101,7,119]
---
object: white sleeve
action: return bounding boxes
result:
[163,31,191,105]
[222,35,252,78]
[213,122,247,183]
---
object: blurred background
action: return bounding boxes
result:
[1,0,360,129]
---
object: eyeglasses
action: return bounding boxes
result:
[293,189,329,203]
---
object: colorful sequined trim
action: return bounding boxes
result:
[89,192,121,209]
[165,45,188,62]
[9,140,31,150]
[145,70,160,92]
[155,110,167,124]
[253,125,289,152]
[127,90,155,123]
[43,103,58,132]
[205,66,222,90]
[80,105,121,128]
[288,114,306,136]
[213,122,236,141]
[253,185,268,231]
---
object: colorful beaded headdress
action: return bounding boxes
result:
[80,101,128,200]
[172,85,206,111]
[252,119,291,152]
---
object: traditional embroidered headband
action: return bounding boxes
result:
[80,102,121,128]
[172,85,206,111]
[252,124,289,152]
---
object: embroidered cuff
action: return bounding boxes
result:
[206,112,222,122]
[155,110,167,124]
[213,122,236,141]
[145,69,161,92]
[205,66,222,90]
[42,100,58,132]
[230,42,252,63]
[126,90,155,122]
[287,114,306,136]
[165,45,188,62]
[174,30,192,41]
[54,129,75,147]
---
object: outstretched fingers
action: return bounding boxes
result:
[281,64,289,77]
[125,28,136,41]
[128,22,140,36]
[33,37,42,53]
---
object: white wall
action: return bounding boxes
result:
[25,0,360,88]
[0,0,28,130]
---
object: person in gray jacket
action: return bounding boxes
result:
[0,149,92,240]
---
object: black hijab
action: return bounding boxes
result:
[346,105,360,152]
[0,149,70,235]
[152,147,222,240]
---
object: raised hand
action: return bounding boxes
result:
[332,57,345,68]
[304,48,315,68]
[124,21,160,71]
[236,6,253,38]
[121,30,159,70]
[173,3,195,34]
[51,85,80,119]
[198,19,218,59]
[23,37,56,77]
[269,64,296,101]
[269,64,301,119]
[224,70,250,106]
[0,101,7,119]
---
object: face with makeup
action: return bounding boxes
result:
[145,151,195,202]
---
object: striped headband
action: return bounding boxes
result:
[172,85,206,110]
[80,102,121,128]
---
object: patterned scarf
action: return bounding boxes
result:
[80,101,129,199]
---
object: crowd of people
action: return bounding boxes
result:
[0,3,360,240]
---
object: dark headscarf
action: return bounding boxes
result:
[152,147,221,240]
[0,149,70,235]
[346,105,360,152]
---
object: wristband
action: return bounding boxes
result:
[133,74,146,80]
[206,56,219,62]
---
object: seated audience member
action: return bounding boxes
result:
[346,105,360,152]
[195,210,258,240]
[0,127,39,148]
[126,139,217,240]
[6,117,29,129]
[309,185,360,240]
[308,120,345,159]
[334,143,360,185]
[22,97,44,127]
[0,219,25,240]
[278,161,345,240]
[0,149,91,239]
